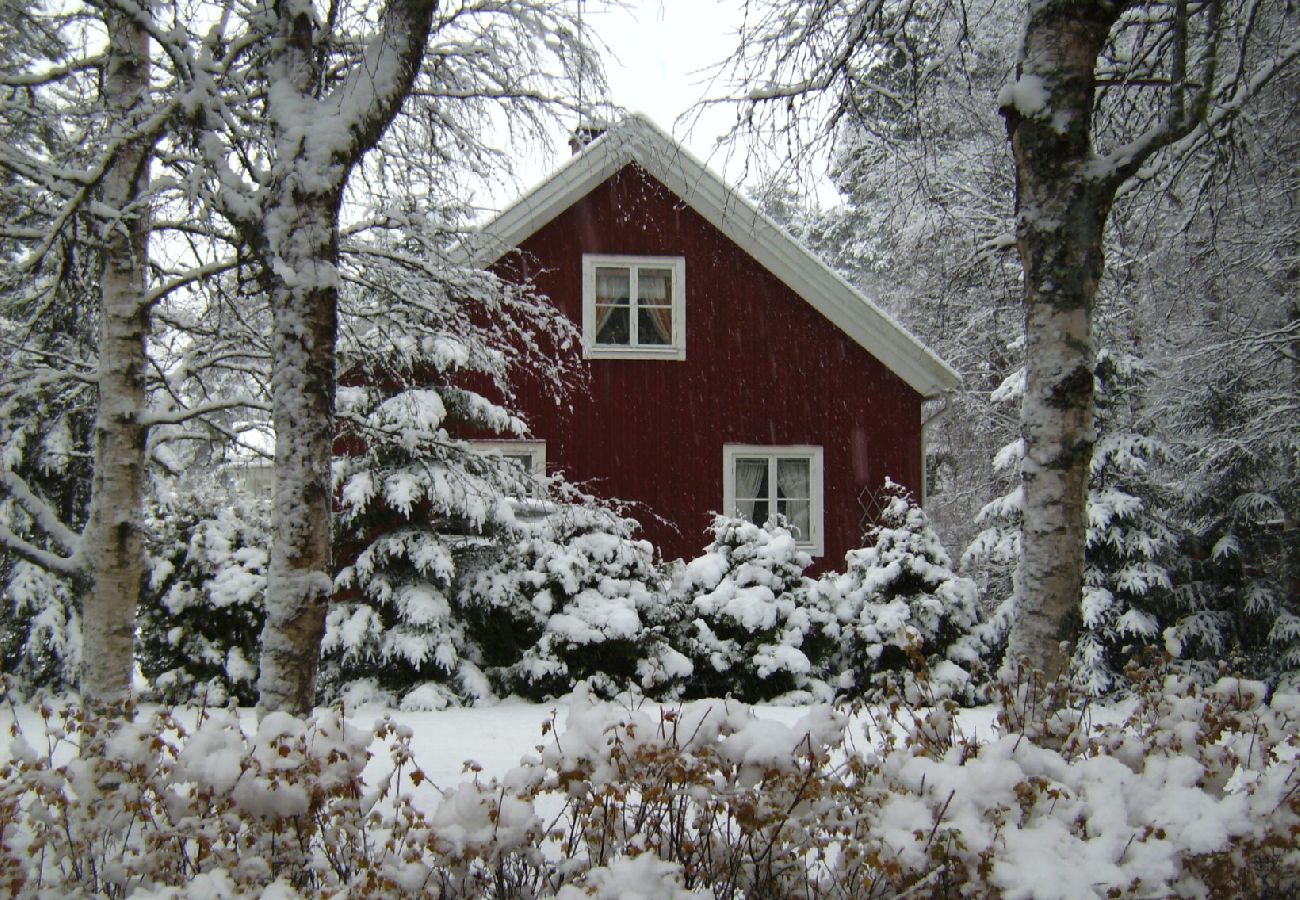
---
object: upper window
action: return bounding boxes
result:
[722,444,825,556]
[582,254,685,360]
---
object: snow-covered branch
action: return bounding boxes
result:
[1088,0,1228,190]
[139,256,241,310]
[0,54,104,87]
[142,396,272,427]
[1118,32,1300,199]
[0,470,82,558]
[0,341,97,383]
[17,98,179,271]
[0,521,81,577]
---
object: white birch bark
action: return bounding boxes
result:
[80,3,152,707]
[254,0,438,715]
[1001,0,1226,680]
[1000,4,1118,680]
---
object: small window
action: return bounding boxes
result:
[582,254,685,360]
[470,440,546,475]
[722,444,825,556]
[232,462,274,500]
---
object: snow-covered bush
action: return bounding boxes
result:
[0,699,375,897]
[676,515,832,703]
[504,671,1300,898]
[137,483,270,705]
[2,663,1296,897]
[532,691,853,897]
[458,500,689,700]
[852,668,1300,898]
[824,479,983,700]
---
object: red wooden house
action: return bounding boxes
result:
[462,115,959,570]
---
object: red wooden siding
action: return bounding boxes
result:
[496,163,924,572]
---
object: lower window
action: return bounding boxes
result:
[722,444,824,556]
[469,440,546,475]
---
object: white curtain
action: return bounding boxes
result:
[776,458,811,536]
[596,270,629,302]
[639,269,669,301]
[595,269,629,340]
[733,457,768,522]
[776,459,810,499]
[637,269,672,344]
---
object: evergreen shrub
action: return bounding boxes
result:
[823,479,984,700]
[677,515,833,703]
[137,484,269,705]
[458,501,689,701]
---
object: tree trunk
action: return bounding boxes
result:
[1002,2,1121,681]
[81,5,152,707]
[251,0,437,716]
[255,193,342,715]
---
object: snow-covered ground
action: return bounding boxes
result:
[0,694,998,792]
[356,698,829,789]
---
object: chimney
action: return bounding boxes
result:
[568,119,609,155]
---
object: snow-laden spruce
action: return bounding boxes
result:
[323,250,581,710]
[823,479,983,700]
[678,516,832,703]
[1168,316,1300,684]
[1077,350,1176,693]
[0,288,95,696]
[0,404,87,695]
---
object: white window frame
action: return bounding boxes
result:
[582,254,686,360]
[469,440,547,475]
[722,444,825,557]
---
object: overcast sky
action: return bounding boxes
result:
[494,1,784,207]
[483,1,840,215]
[588,0,743,154]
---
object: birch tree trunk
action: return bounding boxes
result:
[81,4,152,707]
[254,0,438,715]
[256,190,343,714]
[1001,3,1121,681]
[999,0,1238,680]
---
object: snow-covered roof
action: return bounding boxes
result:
[462,114,960,399]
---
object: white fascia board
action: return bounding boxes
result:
[455,130,632,267]
[463,115,961,399]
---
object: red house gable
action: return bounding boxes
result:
[464,116,959,570]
